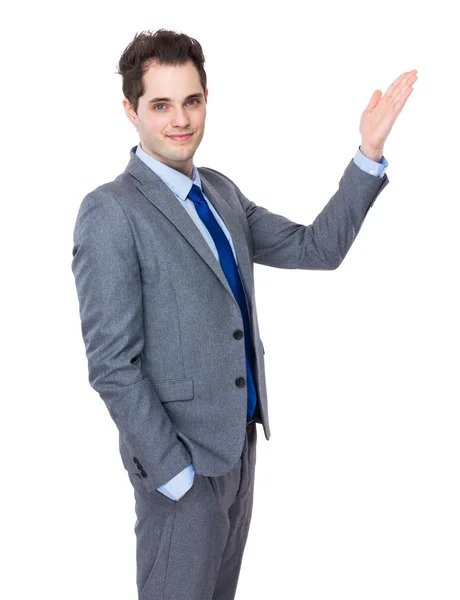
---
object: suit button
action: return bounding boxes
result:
[235,377,245,387]
[140,469,147,478]
[233,330,243,340]
[133,457,140,465]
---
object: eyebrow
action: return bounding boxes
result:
[148,92,204,105]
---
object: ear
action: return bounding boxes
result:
[122,98,137,126]
[205,88,209,102]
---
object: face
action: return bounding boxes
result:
[123,60,208,178]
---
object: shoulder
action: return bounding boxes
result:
[197,166,241,192]
[87,170,138,203]
[76,170,140,221]
[197,166,247,214]
[73,177,137,243]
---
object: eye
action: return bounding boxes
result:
[152,98,200,111]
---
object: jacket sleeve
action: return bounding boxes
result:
[71,190,193,492]
[237,158,390,270]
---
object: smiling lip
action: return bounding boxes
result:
[168,134,193,142]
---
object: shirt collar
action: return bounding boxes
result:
[135,142,202,200]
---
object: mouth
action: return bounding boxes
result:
[168,133,193,142]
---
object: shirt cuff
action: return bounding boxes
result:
[156,463,196,500]
[354,146,388,178]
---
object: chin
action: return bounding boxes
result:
[172,149,196,162]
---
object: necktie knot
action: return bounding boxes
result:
[187,183,206,207]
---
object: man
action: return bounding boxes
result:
[71,28,417,600]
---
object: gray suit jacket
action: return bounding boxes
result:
[71,146,389,493]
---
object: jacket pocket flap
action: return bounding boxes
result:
[150,378,194,402]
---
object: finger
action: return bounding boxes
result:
[397,71,417,96]
[383,72,407,99]
[392,79,417,109]
[365,89,382,111]
[394,87,415,113]
[384,69,417,100]
[387,74,416,103]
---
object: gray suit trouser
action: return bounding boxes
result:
[127,419,257,600]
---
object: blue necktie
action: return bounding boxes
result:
[187,183,257,420]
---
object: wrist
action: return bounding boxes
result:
[359,143,383,163]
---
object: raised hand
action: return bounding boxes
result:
[359,69,418,161]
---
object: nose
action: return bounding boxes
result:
[171,106,190,128]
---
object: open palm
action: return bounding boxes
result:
[360,69,418,152]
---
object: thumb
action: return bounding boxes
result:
[365,89,382,111]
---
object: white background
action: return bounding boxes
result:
[1,0,459,598]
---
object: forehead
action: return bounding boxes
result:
[141,59,202,99]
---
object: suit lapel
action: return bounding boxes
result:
[199,172,254,311]
[124,147,253,310]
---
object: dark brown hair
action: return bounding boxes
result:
[116,29,207,114]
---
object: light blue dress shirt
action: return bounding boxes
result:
[135,142,388,500]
